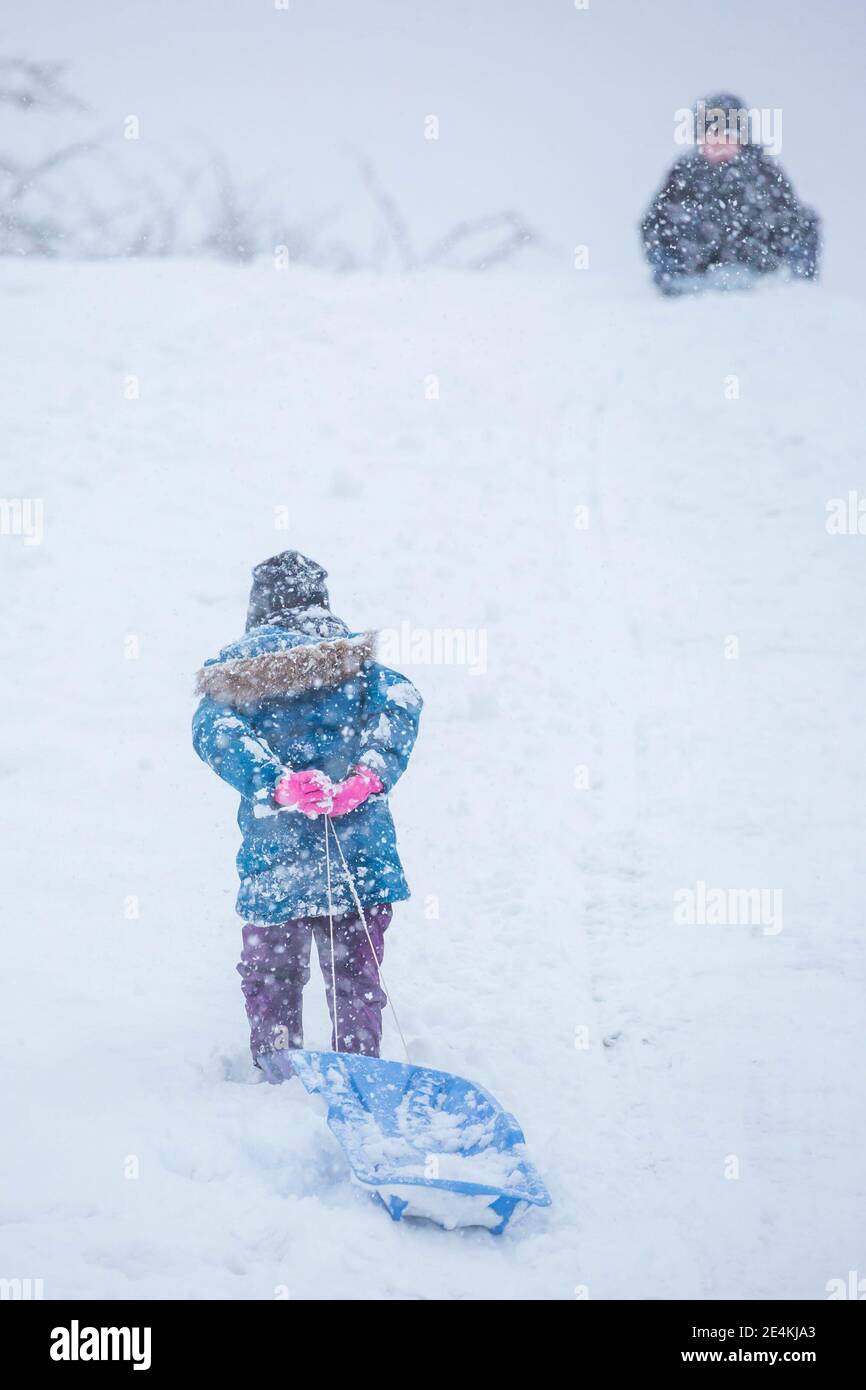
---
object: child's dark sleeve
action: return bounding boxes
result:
[641,162,692,261]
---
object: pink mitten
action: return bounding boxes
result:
[328,765,384,817]
[274,769,334,816]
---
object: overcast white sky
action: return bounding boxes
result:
[4,1,863,283]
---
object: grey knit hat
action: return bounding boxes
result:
[695,92,752,143]
[245,550,330,631]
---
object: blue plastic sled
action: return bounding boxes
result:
[282,1049,551,1234]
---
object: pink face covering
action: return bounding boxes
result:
[700,137,741,164]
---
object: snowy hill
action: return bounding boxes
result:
[2,261,865,1299]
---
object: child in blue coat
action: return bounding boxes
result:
[192,551,422,1073]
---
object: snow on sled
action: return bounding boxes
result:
[287,1049,551,1234]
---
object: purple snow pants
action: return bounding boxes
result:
[237,905,392,1061]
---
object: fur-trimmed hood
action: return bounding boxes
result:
[195,626,377,705]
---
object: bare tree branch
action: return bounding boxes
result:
[0,58,89,112]
[348,147,417,270]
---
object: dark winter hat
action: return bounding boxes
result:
[245,550,330,631]
[695,92,751,142]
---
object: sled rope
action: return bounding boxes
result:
[323,814,341,1053]
[325,814,412,1064]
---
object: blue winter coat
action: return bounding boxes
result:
[192,623,422,924]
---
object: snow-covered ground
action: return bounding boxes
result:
[2,261,865,1300]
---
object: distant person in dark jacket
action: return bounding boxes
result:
[641,92,820,296]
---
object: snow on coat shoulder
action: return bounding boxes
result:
[191,624,423,924]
